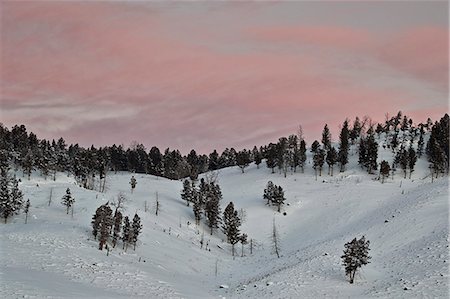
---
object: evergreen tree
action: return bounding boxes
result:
[321,124,331,151]
[326,147,337,176]
[122,216,131,250]
[350,117,362,144]
[338,120,350,172]
[311,140,320,154]
[358,137,367,167]
[408,146,417,179]
[396,146,409,179]
[364,128,378,174]
[0,168,22,223]
[252,146,262,169]
[112,211,123,248]
[22,149,34,180]
[341,236,371,284]
[204,182,222,235]
[263,181,275,205]
[236,150,251,173]
[265,143,277,173]
[222,202,241,256]
[417,128,425,158]
[379,160,390,184]
[131,213,142,250]
[61,188,75,215]
[91,205,104,240]
[272,185,286,213]
[98,205,113,250]
[130,176,137,193]
[313,148,325,178]
[208,150,219,171]
[181,179,193,206]
[298,140,307,173]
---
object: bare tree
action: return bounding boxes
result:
[111,192,127,216]
[272,218,281,258]
[48,187,53,206]
[154,191,160,216]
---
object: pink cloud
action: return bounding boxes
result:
[1,2,448,153]
[377,26,449,89]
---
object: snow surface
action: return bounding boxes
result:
[1,147,448,298]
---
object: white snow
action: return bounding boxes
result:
[0,143,448,298]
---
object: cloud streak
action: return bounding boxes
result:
[1,1,448,153]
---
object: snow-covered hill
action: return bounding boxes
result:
[1,148,448,298]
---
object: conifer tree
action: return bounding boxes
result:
[181,179,193,206]
[91,205,104,240]
[379,160,390,184]
[131,213,142,250]
[263,181,275,205]
[0,168,20,223]
[341,236,371,284]
[98,205,113,250]
[265,143,277,173]
[298,139,307,173]
[205,183,221,235]
[130,176,137,193]
[240,233,248,257]
[326,147,337,176]
[61,188,75,215]
[408,146,417,179]
[365,128,378,174]
[321,124,331,151]
[338,120,350,172]
[313,148,325,178]
[252,146,262,169]
[272,186,286,213]
[222,202,241,256]
[112,211,123,248]
[236,150,251,173]
[122,216,131,250]
[22,149,34,180]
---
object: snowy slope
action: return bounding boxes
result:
[0,146,448,298]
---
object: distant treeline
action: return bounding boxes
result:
[0,111,448,189]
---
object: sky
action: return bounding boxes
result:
[1,1,448,154]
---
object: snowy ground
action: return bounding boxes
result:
[0,149,448,298]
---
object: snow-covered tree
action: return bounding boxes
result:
[131,213,142,250]
[98,205,113,250]
[130,176,137,193]
[181,179,193,206]
[341,236,371,284]
[379,160,390,184]
[112,210,123,248]
[236,150,251,173]
[61,188,75,215]
[222,202,241,256]
[0,169,23,223]
[122,216,131,250]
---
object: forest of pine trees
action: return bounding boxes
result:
[0,111,448,200]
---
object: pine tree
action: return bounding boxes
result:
[341,236,371,284]
[379,160,390,184]
[326,147,337,176]
[61,188,75,215]
[22,149,34,180]
[313,148,325,178]
[263,181,275,205]
[408,146,417,179]
[205,182,221,235]
[272,186,286,213]
[222,202,241,256]
[181,179,193,206]
[91,205,104,240]
[122,216,131,250]
[298,140,307,173]
[9,174,23,219]
[236,150,251,173]
[252,146,262,169]
[265,143,277,173]
[0,168,11,223]
[24,199,30,224]
[338,120,350,172]
[350,117,362,144]
[321,124,331,151]
[112,211,123,248]
[364,127,378,174]
[417,129,424,158]
[131,213,142,250]
[98,205,113,250]
[130,176,137,193]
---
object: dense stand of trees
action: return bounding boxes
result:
[0,111,448,197]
